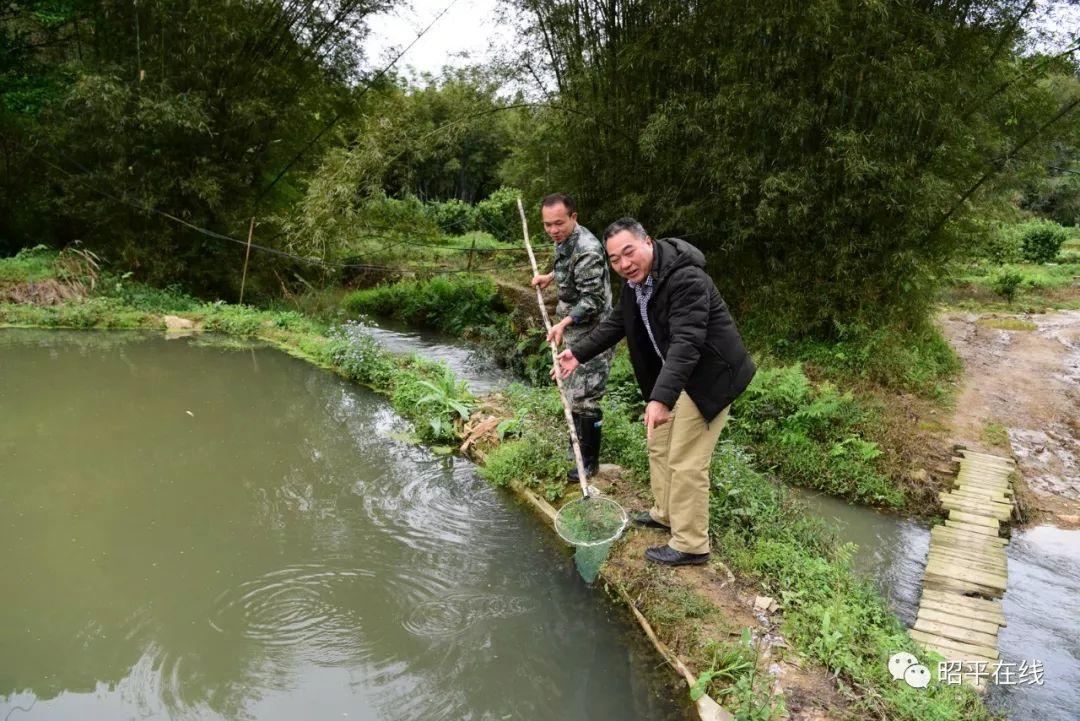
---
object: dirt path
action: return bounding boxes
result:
[938,310,1080,526]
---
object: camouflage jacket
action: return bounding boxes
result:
[552,224,612,326]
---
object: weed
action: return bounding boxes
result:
[975,316,1036,331]
[982,421,1009,448]
[478,431,564,489]
[729,364,902,506]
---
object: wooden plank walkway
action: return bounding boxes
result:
[911,449,1016,683]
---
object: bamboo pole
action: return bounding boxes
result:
[516,197,590,497]
[239,216,255,305]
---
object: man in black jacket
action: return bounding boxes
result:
[556,218,756,566]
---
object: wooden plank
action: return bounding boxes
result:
[956,472,1013,483]
[957,458,1014,470]
[919,598,1006,627]
[923,575,1005,598]
[933,528,1009,547]
[910,630,999,661]
[941,492,1012,509]
[920,588,1004,612]
[946,485,1010,499]
[933,524,1006,539]
[929,545,1007,567]
[945,520,1001,537]
[940,490,1012,508]
[928,550,1007,574]
[924,559,1007,586]
[924,563,1006,591]
[959,452,1016,465]
[939,498,1012,520]
[945,492,1011,507]
[913,618,999,648]
[954,480,1013,495]
[961,451,1016,465]
[917,608,1001,635]
[946,510,1000,528]
[957,459,1015,472]
[955,473,1011,487]
[925,565,1007,593]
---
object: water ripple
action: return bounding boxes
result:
[402,593,536,639]
[210,564,373,652]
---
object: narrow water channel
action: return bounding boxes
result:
[793,489,1080,721]
[342,318,515,395]
[0,329,686,720]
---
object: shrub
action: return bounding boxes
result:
[356,193,440,238]
[979,223,1023,264]
[1019,219,1067,263]
[427,198,477,234]
[473,186,521,241]
[991,269,1024,303]
[342,275,504,335]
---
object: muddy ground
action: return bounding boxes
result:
[938,310,1080,527]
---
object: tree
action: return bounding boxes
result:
[502,0,1080,340]
[2,0,392,295]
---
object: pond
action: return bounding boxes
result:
[0,329,687,721]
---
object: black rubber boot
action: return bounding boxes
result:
[568,411,602,481]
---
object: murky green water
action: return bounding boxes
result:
[790,487,930,625]
[0,329,686,721]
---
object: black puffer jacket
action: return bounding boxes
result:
[570,237,755,422]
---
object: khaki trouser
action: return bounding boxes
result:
[647,392,729,555]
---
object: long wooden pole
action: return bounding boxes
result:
[239,216,255,305]
[516,198,590,498]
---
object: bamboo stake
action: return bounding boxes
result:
[516,197,590,497]
[239,216,255,305]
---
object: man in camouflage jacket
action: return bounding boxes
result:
[531,193,613,480]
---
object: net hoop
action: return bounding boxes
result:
[554,494,629,548]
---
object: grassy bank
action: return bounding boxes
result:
[1,248,994,720]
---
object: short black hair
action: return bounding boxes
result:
[541,193,576,214]
[603,217,647,241]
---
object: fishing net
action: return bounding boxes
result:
[554,491,629,583]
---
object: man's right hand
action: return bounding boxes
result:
[556,348,580,378]
[531,272,554,290]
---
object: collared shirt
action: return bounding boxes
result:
[628,274,663,360]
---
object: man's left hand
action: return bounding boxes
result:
[546,316,573,346]
[644,400,671,442]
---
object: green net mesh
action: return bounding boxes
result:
[554,496,628,547]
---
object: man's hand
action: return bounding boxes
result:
[556,348,580,378]
[644,400,671,442]
[546,316,573,346]
[531,272,554,290]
